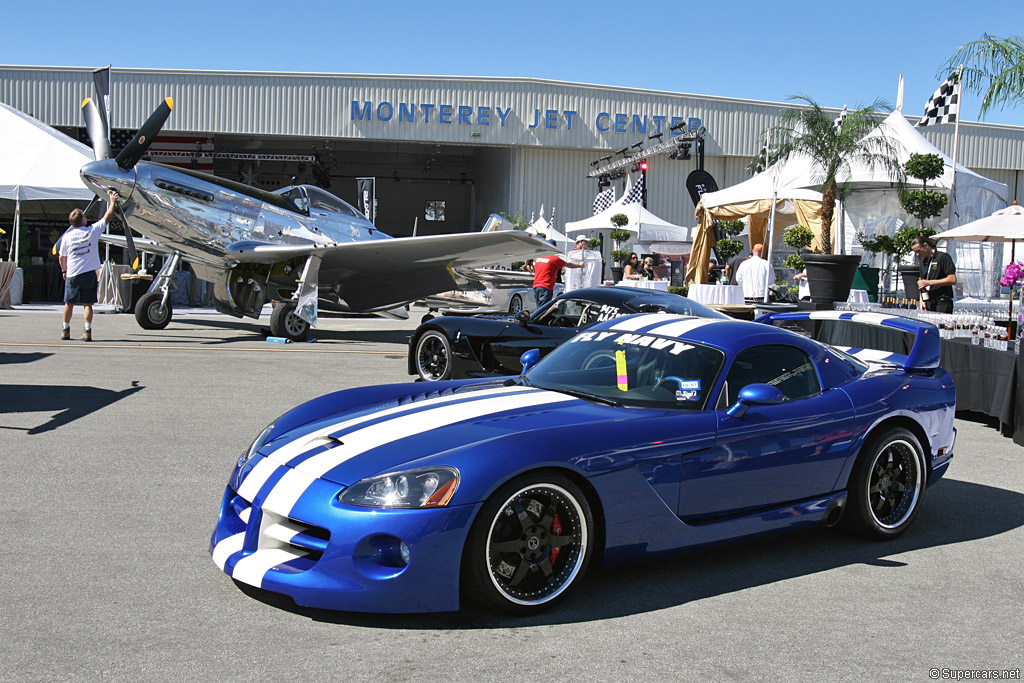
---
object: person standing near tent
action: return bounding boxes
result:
[59,191,118,341]
[725,251,749,286]
[912,236,956,313]
[734,243,775,301]
[532,242,583,308]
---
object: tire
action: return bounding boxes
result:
[509,293,524,315]
[269,302,309,342]
[462,472,594,615]
[135,291,172,330]
[414,330,452,381]
[844,427,926,540]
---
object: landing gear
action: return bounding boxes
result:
[269,301,310,342]
[135,252,179,330]
[135,291,173,330]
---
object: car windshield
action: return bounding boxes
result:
[524,329,725,410]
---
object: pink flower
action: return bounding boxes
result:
[1001,261,1024,287]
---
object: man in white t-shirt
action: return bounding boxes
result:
[734,243,775,301]
[58,192,118,341]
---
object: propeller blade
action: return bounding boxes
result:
[115,97,174,170]
[81,98,112,161]
[115,202,139,273]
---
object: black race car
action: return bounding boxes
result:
[408,286,730,381]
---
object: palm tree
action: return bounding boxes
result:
[768,95,903,253]
[945,34,1024,119]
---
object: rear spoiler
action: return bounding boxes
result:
[755,310,941,372]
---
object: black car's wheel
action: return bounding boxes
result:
[844,427,926,540]
[135,292,172,330]
[462,472,594,615]
[415,330,452,381]
[509,293,524,315]
[269,302,309,342]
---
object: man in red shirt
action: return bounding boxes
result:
[532,247,583,308]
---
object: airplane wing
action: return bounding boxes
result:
[228,231,554,312]
[99,233,180,257]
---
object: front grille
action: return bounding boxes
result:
[258,509,330,564]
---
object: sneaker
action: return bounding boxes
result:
[60,328,70,341]
[81,329,92,342]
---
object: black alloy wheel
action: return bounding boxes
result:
[135,291,172,330]
[463,472,594,614]
[844,427,926,540]
[415,330,452,381]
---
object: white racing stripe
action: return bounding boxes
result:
[212,532,245,571]
[262,385,532,467]
[648,318,723,338]
[609,313,684,332]
[237,457,282,501]
[232,549,306,588]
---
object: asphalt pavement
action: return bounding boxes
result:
[1,304,1021,682]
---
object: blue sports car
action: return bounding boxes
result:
[210,310,955,614]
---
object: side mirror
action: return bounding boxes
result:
[726,383,785,418]
[519,349,541,374]
[516,310,531,327]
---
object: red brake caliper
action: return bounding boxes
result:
[550,514,562,565]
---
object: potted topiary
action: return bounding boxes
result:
[714,219,745,281]
[609,215,631,281]
[896,153,947,299]
[856,231,894,301]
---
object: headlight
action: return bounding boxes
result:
[339,466,459,508]
[238,423,275,466]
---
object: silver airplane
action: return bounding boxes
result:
[77,98,550,340]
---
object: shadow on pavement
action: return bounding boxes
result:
[0,352,53,365]
[232,478,1024,628]
[0,381,145,434]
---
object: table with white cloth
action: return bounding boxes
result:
[687,283,744,306]
[847,289,869,304]
[616,279,669,292]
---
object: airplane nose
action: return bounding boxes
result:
[80,158,136,201]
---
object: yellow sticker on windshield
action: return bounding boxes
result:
[616,349,628,391]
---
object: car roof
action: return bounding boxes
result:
[553,286,728,319]
[590,312,816,353]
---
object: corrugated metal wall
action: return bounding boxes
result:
[2,64,1022,222]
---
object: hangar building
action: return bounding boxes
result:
[2,64,1023,242]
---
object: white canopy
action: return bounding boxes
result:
[0,102,94,203]
[564,198,689,240]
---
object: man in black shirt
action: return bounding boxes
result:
[911,236,956,313]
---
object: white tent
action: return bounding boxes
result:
[564,198,689,242]
[690,110,1009,292]
[0,102,94,263]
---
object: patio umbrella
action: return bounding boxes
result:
[932,202,1024,320]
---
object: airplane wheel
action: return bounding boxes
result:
[135,292,173,330]
[270,303,309,342]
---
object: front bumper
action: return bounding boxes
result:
[209,477,479,613]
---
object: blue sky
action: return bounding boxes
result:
[2,0,1021,127]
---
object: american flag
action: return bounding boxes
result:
[93,129,216,170]
[623,172,645,204]
[916,73,960,127]
[592,186,615,214]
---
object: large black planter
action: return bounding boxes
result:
[611,266,624,282]
[898,264,921,300]
[803,253,861,306]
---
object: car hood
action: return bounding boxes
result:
[258,383,648,487]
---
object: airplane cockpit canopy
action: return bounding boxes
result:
[275,185,366,221]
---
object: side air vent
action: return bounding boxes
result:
[155,179,214,203]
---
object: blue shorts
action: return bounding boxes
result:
[64,270,98,305]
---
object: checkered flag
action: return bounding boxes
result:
[592,186,615,214]
[916,73,960,127]
[623,172,645,205]
[834,104,848,130]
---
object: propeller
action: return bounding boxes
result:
[81,98,112,161]
[115,97,173,170]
